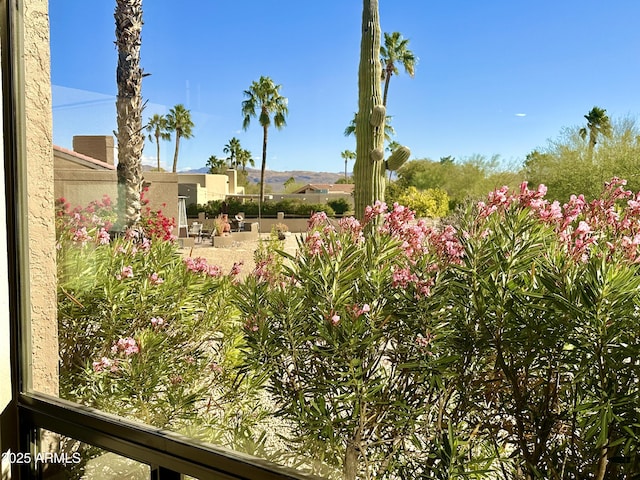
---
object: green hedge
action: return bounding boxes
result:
[187,198,336,218]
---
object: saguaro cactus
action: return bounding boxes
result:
[354,0,410,219]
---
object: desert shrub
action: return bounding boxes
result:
[396,186,449,218]
[188,198,338,218]
[56,198,265,448]
[443,178,640,478]
[234,205,490,479]
[234,179,640,478]
[327,198,351,215]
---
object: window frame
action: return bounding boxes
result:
[1,2,320,478]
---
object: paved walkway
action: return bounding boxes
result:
[178,233,301,279]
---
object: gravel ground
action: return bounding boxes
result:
[178,233,302,278]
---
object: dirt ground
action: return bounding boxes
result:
[178,233,302,278]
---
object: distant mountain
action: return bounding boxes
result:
[179,167,346,188]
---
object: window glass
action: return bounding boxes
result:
[38,430,150,480]
[34,1,640,479]
[46,1,345,477]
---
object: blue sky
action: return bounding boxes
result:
[49,1,640,173]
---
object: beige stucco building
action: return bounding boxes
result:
[178,169,245,206]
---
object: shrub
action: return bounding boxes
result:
[234,179,640,478]
[396,186,449,218]
[327,198,351,215]
[234,205,483,478]
[55,198,266,449]
[443,178,640,478]
[188,198,339,218]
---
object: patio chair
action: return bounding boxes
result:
[188,222,203,243]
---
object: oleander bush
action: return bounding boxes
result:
[234,179,640,479]
[56,195,266,449]
[57,178,640,479]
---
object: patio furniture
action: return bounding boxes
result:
[188,222,203,243]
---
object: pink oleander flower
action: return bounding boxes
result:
[392,267,418,288]
[330,313,340,326]
[183,257,223,277]
[124,228,141,242]
[73,227,91,244]
[307,211,329,229]
[97,227,111,245]
[428,225,465,264]
[111,337,139,356]
[351,303,371,318]
[416,278,435,298]
[230,261,243,277]
[305,231,324,256]
[575,220,591,236]
[338,216,363,241]
[253,259,271,282]
[538,200,562,223]
[92,356,118,373]
[116,265,134,280]
[150,316,165,328]
[364,200,388,224]
[149,272,164,285]
[140,237,151,252]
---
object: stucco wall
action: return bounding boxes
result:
[24,0,58,395]
[178,173,229,205]
[54,170,180,235]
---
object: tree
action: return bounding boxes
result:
[525,116,640,202]
[223,137,242,169]
[236,148,254,172]
[115,0,145,227]
[206,155,226,174]
[380,31,416,107]
[166,104,194,173]
[579,106,612,153]
[146,114,171,172]
[241,76,288,226]
[341,149,356,180]
[283,176,303,193]
[344,112,395,141]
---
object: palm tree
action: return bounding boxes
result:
[223,137,242,169]
[241,76,288,226]
[341,149,356,180]
[344,112,395,140]
[166,104,194,173]
[237,148,255,172]
[380,31,416,107]
[206,155,226,174]
[146,114,171,171]
[579,106,612,152]
[114,0,145,227]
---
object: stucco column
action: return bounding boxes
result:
[23,0,58,395]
